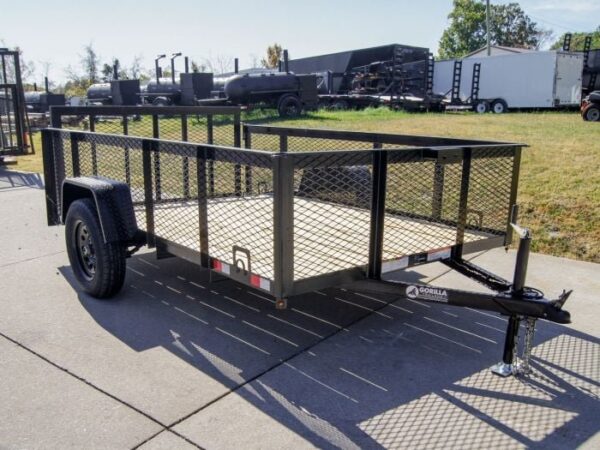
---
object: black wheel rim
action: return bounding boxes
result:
[588,109,600,121]
[74,221,96,280]
[284,102,300,116]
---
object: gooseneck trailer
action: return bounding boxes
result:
[43,105,571,377]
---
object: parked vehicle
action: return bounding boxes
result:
[43,105,573,379]
[581,90,600,121]
[433,51,584,112]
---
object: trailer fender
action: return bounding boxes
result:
[62,176,138,244]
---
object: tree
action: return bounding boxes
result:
[101,63,113,81]
[202,54,233,74]
[190,60,207,73]
[81,43,100,84]
[439,1,549,58]
[261,43,283,69]
[550,27,600,51]
[129,54,145,79]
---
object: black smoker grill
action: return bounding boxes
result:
[42,105,571,378]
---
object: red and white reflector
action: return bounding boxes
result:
[212,259,230,275]
[250,274,271,292]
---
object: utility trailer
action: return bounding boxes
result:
[317,93,445,112]
[433,51,584,113]
[42,105,571,377]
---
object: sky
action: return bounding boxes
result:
[0,0,598,84]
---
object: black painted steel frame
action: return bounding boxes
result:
[42,113,573,372]
[43,120,525,301]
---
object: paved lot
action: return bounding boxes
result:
[0,168,599,449]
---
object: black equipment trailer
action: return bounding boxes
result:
[197,72,318,118]
[43,105,571,378]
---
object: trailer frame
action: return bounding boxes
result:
[42,106,572,377]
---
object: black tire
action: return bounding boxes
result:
[277,95,302,117]
[473,100,490,114]
[152,96,169,106]
[331,99,349,111]
[583,105,600,122]
[317,99,331,110]
[491,99,508,114]
[65,198,126,298]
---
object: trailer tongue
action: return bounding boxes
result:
[42,105,572,379]
[348,222,571,377]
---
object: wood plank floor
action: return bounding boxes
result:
[135,196,489,281]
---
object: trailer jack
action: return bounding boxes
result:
[348,223,572,378]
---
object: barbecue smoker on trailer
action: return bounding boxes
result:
[199,52,318,117]
[42,105,572,378]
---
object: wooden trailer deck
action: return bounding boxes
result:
[135,195,490,281]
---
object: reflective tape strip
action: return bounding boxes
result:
[382,257,409,273]
[427,247,451,262]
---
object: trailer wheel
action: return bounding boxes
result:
[582,105,600,121]
[65,199,126,299]
[474,100,490,114]
[491,99,508,114]
[317,99,331,110]
[277,95,302,117]
[152,97,170,106]
[331,99,349,111]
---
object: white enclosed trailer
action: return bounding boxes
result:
[433,51,584,112]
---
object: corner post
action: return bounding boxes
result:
[142,139,155,248]
[273,153,294,306]
[454,147,472,257]
[368,144,387,279]
[42,128,60,225]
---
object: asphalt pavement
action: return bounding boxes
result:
[0,168,598,449]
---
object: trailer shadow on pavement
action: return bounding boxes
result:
[61,253,600,449]
[0,168,44,191]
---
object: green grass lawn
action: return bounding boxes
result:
[13,109,600,263]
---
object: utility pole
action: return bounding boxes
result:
[486,0,491,56]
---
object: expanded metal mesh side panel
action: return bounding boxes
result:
[207,151,274,280]
[246,132,381,152]
[383,154,468,262]
[245,133,281,152]
[56,112,238,146]
[93,118,129,136]
[467,147,517,234]
[291,152,373,281]
[211,115,238,147]
[287,136,374,152]
[150,142,200,250]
